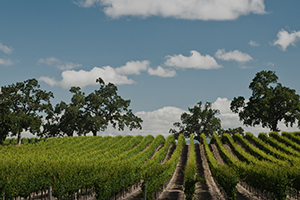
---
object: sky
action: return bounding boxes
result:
[1,0,300,138]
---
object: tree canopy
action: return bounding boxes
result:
[217,127,244,136]
[0,78,53,145]
[84,78,143,136]
[230,70,300,132]
[169,101,221,142]
[1,77,142,142]
[42,78,143,137]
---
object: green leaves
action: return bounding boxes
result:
[231,70,300,132]
[170,101,221,142]
[83,77,143,136]
[0,78,53,144]
[1,77,142,139]
[184,134,203,200]
[201,133,239,200]
[42,77,143,137]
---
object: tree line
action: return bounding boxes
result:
[1,70,300,145]
[0,78,142,145]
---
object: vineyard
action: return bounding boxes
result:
[1,132,300,200]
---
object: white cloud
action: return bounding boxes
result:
[249,40,260,47]
[39,66,135,89]
[38,77,60,87]
[267,62,274,66]
[38,57,82,70]
[148,66,177,77]
[115,60,150,75]
[215,49,253,63]
[103,106,185,137]
[60,66,135,88]
[165,50,222,70]
[75,0,266,20]
[272,29,300,51]
[0,58,13,66]
[0,42,13,54]
[211,98,267,136]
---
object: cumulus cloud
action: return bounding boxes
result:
[215,49,253,63]
[75,0,266,20]
[40,66,135,89]
[102,106,185,137]
[60,66,135,88]
[211,97,240,128]
[211,98,269,136]
[0,58,13,66]
[0,42,13,54]
[148,66,177,77]
[115,60,150,75]
[272,29,300,51]
[165,50,222,70]
[38,57,82,70]
[38,77,60,87]
[249,40,260,47]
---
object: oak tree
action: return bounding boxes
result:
[230,70,300,132]
[84,78,143,136]
[42,78,143,137]
[0,78,53,145]
[169,101,221,142]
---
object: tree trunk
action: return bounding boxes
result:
[67,130,74,137]
[271,121,279,132]
[92,130,97,136]
[194,134,201,143]
[17,131,22,146]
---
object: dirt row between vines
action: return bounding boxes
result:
[124,143,232,200]
[210,144,261,200]
[156,143,228,200]
[194,144,225,200]
[156,144,188,200]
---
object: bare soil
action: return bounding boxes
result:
[210,144,225,165]
[161,143,176,164]
[157,145,188,200]
[194,144,225,200]
[246,138,257,148]
[235,141,246,151]
[223,143,238,159]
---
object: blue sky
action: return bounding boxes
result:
[1,0,300,137]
